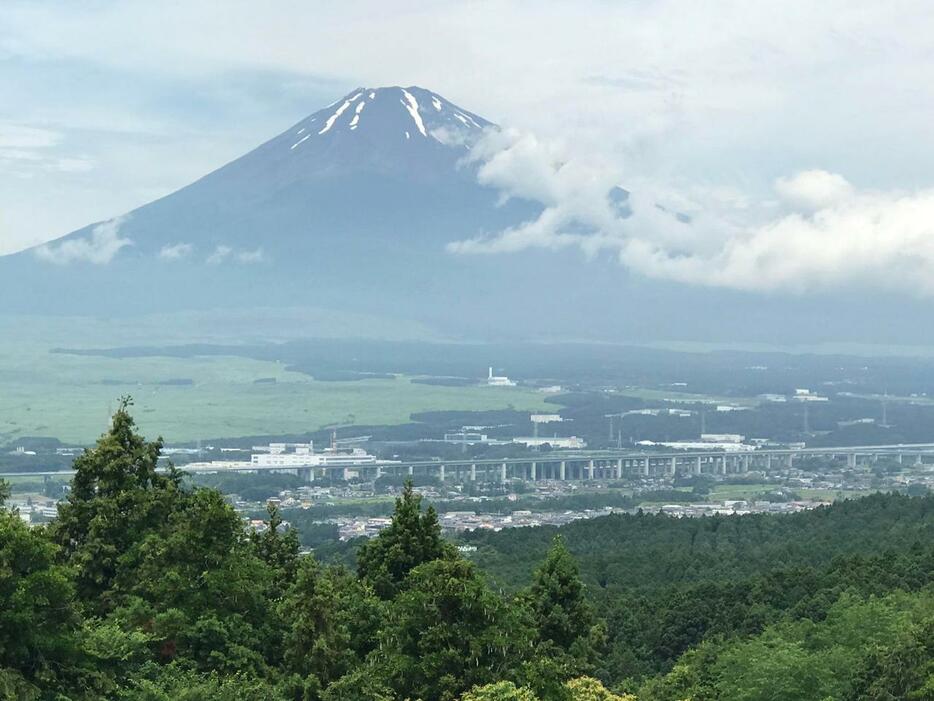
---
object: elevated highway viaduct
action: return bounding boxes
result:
[4,443,934,484]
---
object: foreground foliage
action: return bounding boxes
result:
[1,401,933,699]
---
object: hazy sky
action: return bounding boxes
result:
[3,1,934,291]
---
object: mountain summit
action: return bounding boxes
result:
[216,86,494,185]
[283,86,490,158]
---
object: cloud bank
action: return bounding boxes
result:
[452,129,934,295]
[34,216,130,265]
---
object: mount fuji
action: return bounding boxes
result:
[2,86,926,343]
[1,86,594,338]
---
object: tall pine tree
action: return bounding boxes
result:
[526,536,595,651]
[51,397,186,608]
[356,481,452,599]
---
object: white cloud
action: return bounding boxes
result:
[623,180,934,295]
[206,244,265,265]
[34,215,131,264]
[0,122,60,149]
[0,124,88,174]
[0,123,94,174]
[51,157,95,173]
[449,127,629,256]
[206,245,232,265]
[774,170,854,212]
[159,242,193,260]
[452,129,934,296]
[237,247,264,263]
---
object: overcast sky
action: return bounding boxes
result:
[3,0,934,289]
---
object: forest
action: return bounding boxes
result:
[2,402,933,700]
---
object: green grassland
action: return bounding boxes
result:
[0,335,551,445]
[706,482,872,502]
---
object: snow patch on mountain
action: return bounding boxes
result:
[349,100,366,129]
[318,92,362,135]
[401,89,428,137]
[290,134,310,149]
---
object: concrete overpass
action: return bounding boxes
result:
[3,443,934,484]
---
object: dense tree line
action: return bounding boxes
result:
[2,402,933,699]
[465,492,934,595]
[0,403,610,700]
[466,490,934,686]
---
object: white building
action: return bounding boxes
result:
[701,433,745,444]
[185,442,379,472]
[625,409,662,417]
[512,436,586,449]
[793,389,829,402]
[442,432,496,445]
[487,367,516,387]
[530,414,563,423]
[252,444,377,468]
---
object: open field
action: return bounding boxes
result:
[0,333,551,445]
[706,482,873,502]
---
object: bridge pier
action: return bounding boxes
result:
[470,463,476,481]
[501,462,507,482]
[560,461,566,481]
[439,464,445,482]
[695,456,702,475]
